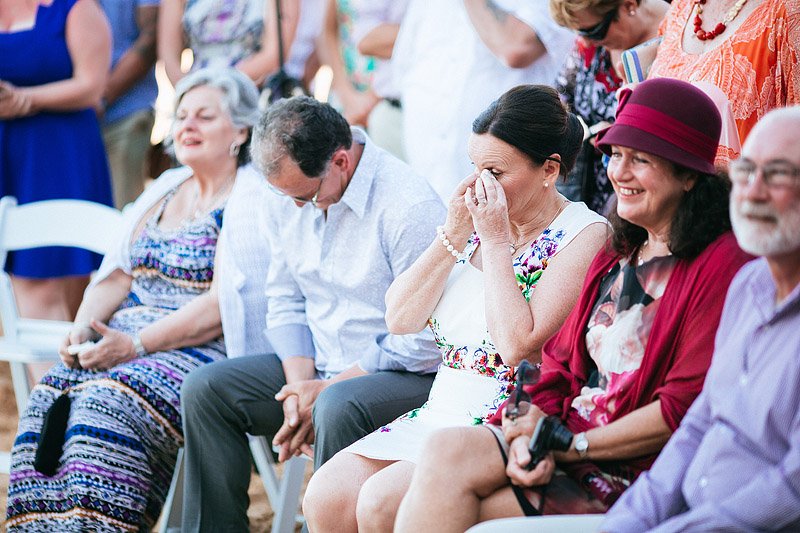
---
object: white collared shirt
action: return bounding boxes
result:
[215,166,273,357]
[264,128,445,378]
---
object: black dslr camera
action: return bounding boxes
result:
[525,415,574,470]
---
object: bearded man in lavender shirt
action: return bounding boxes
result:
[601,107,800,532]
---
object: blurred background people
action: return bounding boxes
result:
[351,0,408,159]
[99,0,160,209]
[0,0,113,322]
[317,0,377,126]
[159,0,322,88]
[5,67,260,531]
[649,0,799,158]
[551,0,669,214]
[316,0,409,159]
[392,0,575,201]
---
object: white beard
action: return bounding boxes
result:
[731,198,800,256]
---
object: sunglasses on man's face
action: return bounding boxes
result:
[504,360,542,421]
[577,9,617,41]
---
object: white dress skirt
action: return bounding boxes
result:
[345,202,607,463]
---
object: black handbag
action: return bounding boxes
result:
[33,392,71,476]
[260,0,307,107]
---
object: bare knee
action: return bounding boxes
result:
[355,474,403,532]
[303,455,362,533]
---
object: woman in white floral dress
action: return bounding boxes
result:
[303,85,610,533]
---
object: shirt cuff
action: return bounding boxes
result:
[266,324,316,361]
[358,346,404,374]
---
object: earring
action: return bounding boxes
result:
[544,181,549,188]
[629,9,636,15]
[229,142,241,157]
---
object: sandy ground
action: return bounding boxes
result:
[0,361,309,532]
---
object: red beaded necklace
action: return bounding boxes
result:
[692,0,748,40]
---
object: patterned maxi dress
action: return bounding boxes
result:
[5,191,227,532]
[345,203,607,463]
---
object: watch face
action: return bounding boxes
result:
[576,433,589,453]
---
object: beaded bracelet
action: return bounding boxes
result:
[436,226,468,261]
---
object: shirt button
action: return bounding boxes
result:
[740,375,748,386]
[699,477,708,488]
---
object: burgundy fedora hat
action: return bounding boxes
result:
[596,78,722,175]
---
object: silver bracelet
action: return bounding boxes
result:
[132,334,148,358]
[436,226,468,261]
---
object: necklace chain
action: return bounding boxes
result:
[510,199,569,253]
[692,0,748,41]
[191,174,235,219]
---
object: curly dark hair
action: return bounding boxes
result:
[608,165,732,259]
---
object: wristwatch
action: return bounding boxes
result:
[132,334,148,358]
[574,432,589,458]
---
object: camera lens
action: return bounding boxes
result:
[544,419,574,452]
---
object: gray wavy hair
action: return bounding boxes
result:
[166,67,261,165]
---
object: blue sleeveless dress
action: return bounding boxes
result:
[0,0,113,277]
[5,190,227,532]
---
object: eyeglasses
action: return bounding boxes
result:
[577,9,617,41]
[729,158,800,189]
[266,173,326,207]
[504,360,542,421]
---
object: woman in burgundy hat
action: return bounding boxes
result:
[392,78,753,531]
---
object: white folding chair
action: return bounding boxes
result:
[466,514,605,533]
[0,196,123,473]
[159,437,309,533]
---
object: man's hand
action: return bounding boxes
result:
[506,435,555,487]
[272,379,329,461]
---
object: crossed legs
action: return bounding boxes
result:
[395,425,526,533]
[303,452,415,533]
[304,425,525,533]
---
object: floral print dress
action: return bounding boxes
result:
[344,202,607,463]
[555,39,623,215]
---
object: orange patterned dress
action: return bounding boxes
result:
[650,0,800,161]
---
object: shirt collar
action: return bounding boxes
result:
[337,128,375,219]
[747,257,800,322]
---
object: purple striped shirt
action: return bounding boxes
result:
[602,258,800,532]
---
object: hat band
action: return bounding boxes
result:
[615,103,718,165]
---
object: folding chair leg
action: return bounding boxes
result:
[3,361,31,474]
[0,451,10,474]
[271,455,307,533]
[9,361,32,414]
[248,435,308,533]
[159,447,185,533]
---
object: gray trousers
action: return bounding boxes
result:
[180,354,434,532]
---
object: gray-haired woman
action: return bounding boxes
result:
[5,67,260,532]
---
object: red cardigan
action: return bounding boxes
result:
[488,232,752,475]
